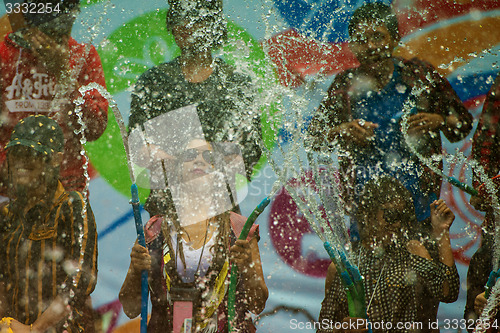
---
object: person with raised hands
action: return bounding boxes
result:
[318,177,459,333]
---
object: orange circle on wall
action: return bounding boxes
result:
[395,16,500,76]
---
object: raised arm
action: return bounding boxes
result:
[430,199,459,301]
[407,199,458,303]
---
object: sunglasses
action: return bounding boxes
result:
[180,149,214,164]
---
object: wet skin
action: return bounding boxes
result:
[7,146,62,208]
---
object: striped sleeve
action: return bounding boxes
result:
[59,192,98,305]
[0,203,13,284]
[0,207,7,282]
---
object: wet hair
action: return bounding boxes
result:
[356,176,416,232]
[348,2,400,42]
[166,0,227,49]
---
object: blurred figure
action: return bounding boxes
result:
[119,138,268,332]
[0,0,108,193]
[308,4,472,326]
[465,73,500,329]
[128,0,262,216]
[308,2,472,227]
[0,115,98,332]
[470,72,500,228]
[317,177,459,333]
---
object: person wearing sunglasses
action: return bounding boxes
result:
[318,177,459,333]
[119,138,268,333]
[181,148,215,163]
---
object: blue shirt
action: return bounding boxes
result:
[351,67,433,222]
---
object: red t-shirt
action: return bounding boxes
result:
[0,33,108,192]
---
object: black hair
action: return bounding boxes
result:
[348,2,400,42]
[166,0,227,49]
[356,176,416,234]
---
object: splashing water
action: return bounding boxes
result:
[397,79,500,332]
[50,1,500,331]
[51,2,115,317]
[78,82,136,183]
[399,82,500,261]
[253,66,353,262]
[231,4,500,326]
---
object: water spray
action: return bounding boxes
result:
[399,81,500,332]
[78,83,149,333]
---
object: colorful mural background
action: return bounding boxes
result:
[1,0,498,331]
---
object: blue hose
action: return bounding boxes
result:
[131,184,148,333]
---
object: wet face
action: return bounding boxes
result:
[366,200,406,247]
[171,19,215,52]
[180,139,215,183]
[349,20,397,70]
[7,146,58,201]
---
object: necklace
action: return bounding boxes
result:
[358,247,387,314]
[174,219,211,280]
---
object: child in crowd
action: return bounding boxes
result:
[0,115,98,332]
[318,177,459,333]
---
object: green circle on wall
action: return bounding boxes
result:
[86,9,278,201]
